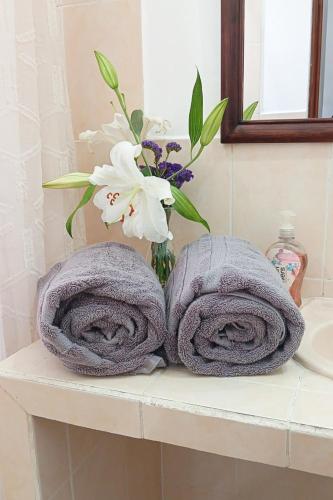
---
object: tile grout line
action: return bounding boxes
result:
[0,382,28,414]
[139,400,144,439]
[160,443,165,500]
[65,424,76,500]
[285,370,303,468]
[56,0,97,8]
[49,426,81,500]
[27,415,43,500]
[71,439,101,476]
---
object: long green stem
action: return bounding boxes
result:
[168,145,204,181]
[114,89,152,175]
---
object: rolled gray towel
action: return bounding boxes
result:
[37,242,167,376]
[165,235,304,376]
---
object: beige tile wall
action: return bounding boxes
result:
[162,444,333,500]
[33,420,333,500]
[34,420,162,500]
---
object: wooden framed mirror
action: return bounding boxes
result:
[221,0,333,142]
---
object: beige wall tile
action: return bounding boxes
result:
[300,364,333,394]
[72,434,128,500]
[235,458,333,499]
[290,431,333,478]
[323,162,333,279]
[61,0,146,251]
[33,418,71,499]
[238,358,303,389]
[51,480,73,500]
[161,444,333,500]
[0,377,142,438]
[302,278,323,298]
[68,424,105,471]
[124,438,162,500]
[71,432,161,500]
[324,280,333,297]
[232,143,331,279]
[291,389,333,429]
[167,139,231,255]
[144,365,296,421]
[57,0,97,5]
[62,0,143,137]
[0,388,39,500]
[162,444,235,500]
[143,405,288,467]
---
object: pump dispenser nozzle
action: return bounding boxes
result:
[279,210,296,239]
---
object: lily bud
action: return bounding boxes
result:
[200,98,229,147]
[43,173,91,189]
[94,50,119,90]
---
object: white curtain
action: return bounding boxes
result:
[0,0,85,360]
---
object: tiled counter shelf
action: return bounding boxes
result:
[1,341,333,499]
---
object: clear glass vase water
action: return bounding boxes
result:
[150,208,176,287]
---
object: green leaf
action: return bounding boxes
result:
[140,166,151,177]
[66,185,96,238]
[200,98,229,147]
[189,69,203,151]
[94,50,119,90]
[131,109,144,137]
[243,101,258,121]
[171,185,210,232]
[43,173,91,189]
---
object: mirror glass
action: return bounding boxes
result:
[243,0,333,120]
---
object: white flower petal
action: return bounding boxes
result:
[89,165,115,186]
[79,130,116,150]
[101,113,131,143]
[90,141,173,243]
[109,141,143,183]
[79,130,97,141]
[122,202,144,240]
[100,127,124,145]
[139,193,171,243]
[143,176,174,205]
[145,117,171,137]
[122,193,170,243]
[89,164,133,190]
[93,187,134,224]
[113,113,130,130]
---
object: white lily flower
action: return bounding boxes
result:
[89,141,174,243]
[142,116,171,138]
[79,113,171,147]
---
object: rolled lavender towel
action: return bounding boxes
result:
[165,235,304,376]
[37,242,167,376]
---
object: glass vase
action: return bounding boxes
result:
[151,208,176,287]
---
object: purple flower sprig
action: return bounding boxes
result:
[140,140,193,187]
[142,140,182,166]
[142,140,163,164]
[158,161,194,188]
[166,142,182,154]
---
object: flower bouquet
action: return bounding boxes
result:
[43,51,229,285]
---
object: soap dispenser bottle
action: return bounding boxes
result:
[266,210,308,307]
